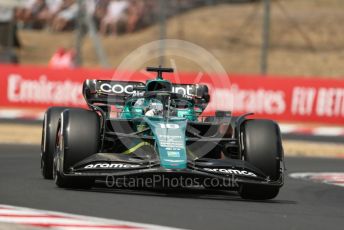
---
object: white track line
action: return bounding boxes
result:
[280,124,344,137]
[289,172,344,187]
[0,204,183,230]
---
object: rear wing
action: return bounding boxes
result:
[83,79,210,108]
[83,79,145,106]
[172,83,210,109]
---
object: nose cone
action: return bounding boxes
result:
[143,117,187,169]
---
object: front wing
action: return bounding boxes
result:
[61,153,284,189]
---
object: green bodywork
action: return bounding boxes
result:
[120,78,199,121]
[117,78,201,169]
[120,97,197,121]
[144,117,187,169]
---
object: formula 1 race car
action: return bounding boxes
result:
[41,66,284,200]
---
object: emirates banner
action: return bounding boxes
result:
[1,64,344,124]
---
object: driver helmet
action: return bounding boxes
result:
[145,100,163,116]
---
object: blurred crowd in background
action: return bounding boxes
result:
[4,0,339,77]
[0,0,223,65]
[12,0,208,35]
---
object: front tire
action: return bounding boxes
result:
[54,108,100,189]
[239,119,283,200]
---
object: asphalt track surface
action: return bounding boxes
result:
[0,144,343,230]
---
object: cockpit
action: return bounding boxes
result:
[121,96,195,120]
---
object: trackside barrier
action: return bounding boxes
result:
[1,64,344,124]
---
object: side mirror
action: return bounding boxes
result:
[195,85,210,103]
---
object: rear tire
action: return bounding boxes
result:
[54,108,100,188]
[239,119,283,200]
[41,107,69,179]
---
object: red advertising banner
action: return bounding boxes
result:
[1,64,344,124]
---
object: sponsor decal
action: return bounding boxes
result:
[84,163,140,169]
[99,83,136,95]
[173,85,194,96]
[204,168,257,177]
[159,123,180,129]
[98,82,196,97]
[158,134,184,149]
[164,159,185,163]
[167,151,180,158]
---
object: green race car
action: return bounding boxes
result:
[41,66,284,200]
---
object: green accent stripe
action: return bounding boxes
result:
[122,142,152,155]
